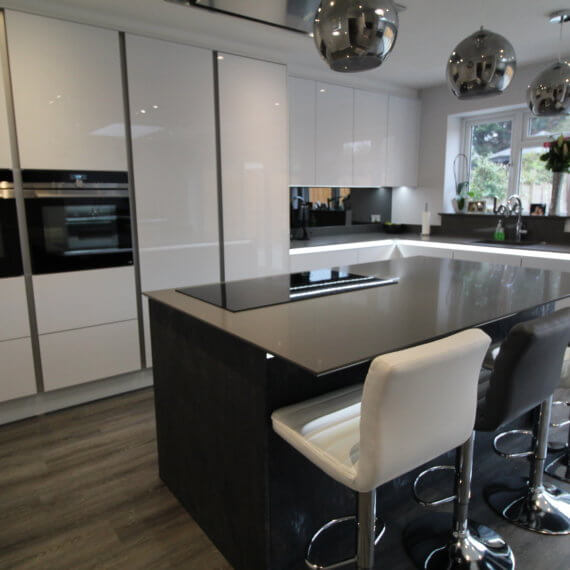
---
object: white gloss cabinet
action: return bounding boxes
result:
[385,96,421,188]
[33,267,137,334]
[352,90,388,187]
[0,338,36,402]
[0,35,11,168]
[125,35,220,293]
[218,53,289,280]
[289,77,316,186]
[315,82,354,187]
[0,276,30,341]
[5,11,126,170]
[40,320,140,392]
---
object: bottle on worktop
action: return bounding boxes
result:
[494,219,505,241]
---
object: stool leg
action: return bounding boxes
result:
[405,433,514,569]
[357,491,376,569]
[545,404,570,483]
[487,397,570,535]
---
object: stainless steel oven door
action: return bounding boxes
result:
[24,188,133,274]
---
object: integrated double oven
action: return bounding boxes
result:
[0,169,23,278]
[23,170,133,274]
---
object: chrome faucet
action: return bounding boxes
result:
[506,195,524,242]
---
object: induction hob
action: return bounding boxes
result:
[176,268,399,312]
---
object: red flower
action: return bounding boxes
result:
[544,142,551,148]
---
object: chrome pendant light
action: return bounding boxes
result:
[527,11,570,116]
[447,27,517,99]
[313,0,400,73]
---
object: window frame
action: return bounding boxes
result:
[461,109,570,205]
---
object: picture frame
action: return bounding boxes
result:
[467,200,486,213]
[530,203,546,216]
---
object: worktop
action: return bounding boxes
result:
[147,257,570,376]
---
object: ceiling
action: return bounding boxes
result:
[3,0,568,89]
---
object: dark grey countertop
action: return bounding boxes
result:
[291,231,570,254]
[147,257,570,375]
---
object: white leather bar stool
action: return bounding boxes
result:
[271,329,491,570]
[545,347,570,483]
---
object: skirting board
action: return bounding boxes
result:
[0,368,154,426]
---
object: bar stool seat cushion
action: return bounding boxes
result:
[272,330,491,494]
[561,347,570,389]
[273,385,363,490]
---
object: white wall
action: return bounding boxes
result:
[392,60,552,226]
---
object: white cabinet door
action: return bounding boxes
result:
[218,54,289,280]
[40,320,140,391]
[397,243,453,259]
[353,90,388,187]
[290,248,360,272]
[452,249,521,267]
[289,77,316,186]
[356,243,396,263]
[6,11,126,170]
[0,276,30,341]
[125,34,220,292]
[0,337,36,402]
[385,96,421,188]
[315,82,353,187]
[33,267,137,334]
[0,38,11,168]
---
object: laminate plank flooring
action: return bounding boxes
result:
[0,388,569,570]
[0,389,232,570]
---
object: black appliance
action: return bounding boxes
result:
[23,170,132,274]
[177,268,399,312]
[0,169,23,278]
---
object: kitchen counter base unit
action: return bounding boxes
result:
[148,297,550,570]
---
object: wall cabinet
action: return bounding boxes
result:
[6,11,126,170]
[385,96,421,188]
[315,82,354,187]
[218,53,289,280]
[289,77,316,187]
[288,77,420,188]
[353,90,389,188]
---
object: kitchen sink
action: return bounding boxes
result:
[476,239,543,247]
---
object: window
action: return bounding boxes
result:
[462,110,570,213]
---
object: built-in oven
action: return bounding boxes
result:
[23,170,133,274]
[0,169,23,278]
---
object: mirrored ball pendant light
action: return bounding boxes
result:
[447,27,517,99]
[313,0,399,73]
[527,11,570,116]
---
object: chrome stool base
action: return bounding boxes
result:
[545,451,570,483]
[305,515,386,570]
[486,482,570,535]
[404,514,514,570]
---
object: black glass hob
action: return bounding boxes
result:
[176,268,399,312]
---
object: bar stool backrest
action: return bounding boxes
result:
[478,308,570,432]
[355,329,490,492]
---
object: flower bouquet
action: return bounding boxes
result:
[540,135,570,215]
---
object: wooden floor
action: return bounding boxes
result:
[0,388,568,570]
[0,389,232,570]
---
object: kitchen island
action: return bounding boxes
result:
[146,257,570,570]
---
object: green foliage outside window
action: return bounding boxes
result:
[469,156,509,200]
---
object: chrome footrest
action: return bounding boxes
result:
[412,465,456,507]
[493,429,534,459]
[305,515,385,570]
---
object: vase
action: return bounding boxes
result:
[549,171,565,216]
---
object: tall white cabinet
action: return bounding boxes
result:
[289,77,316,187]
[5,10,126,170]
[217,53,289,281]
[125,34,220,365]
